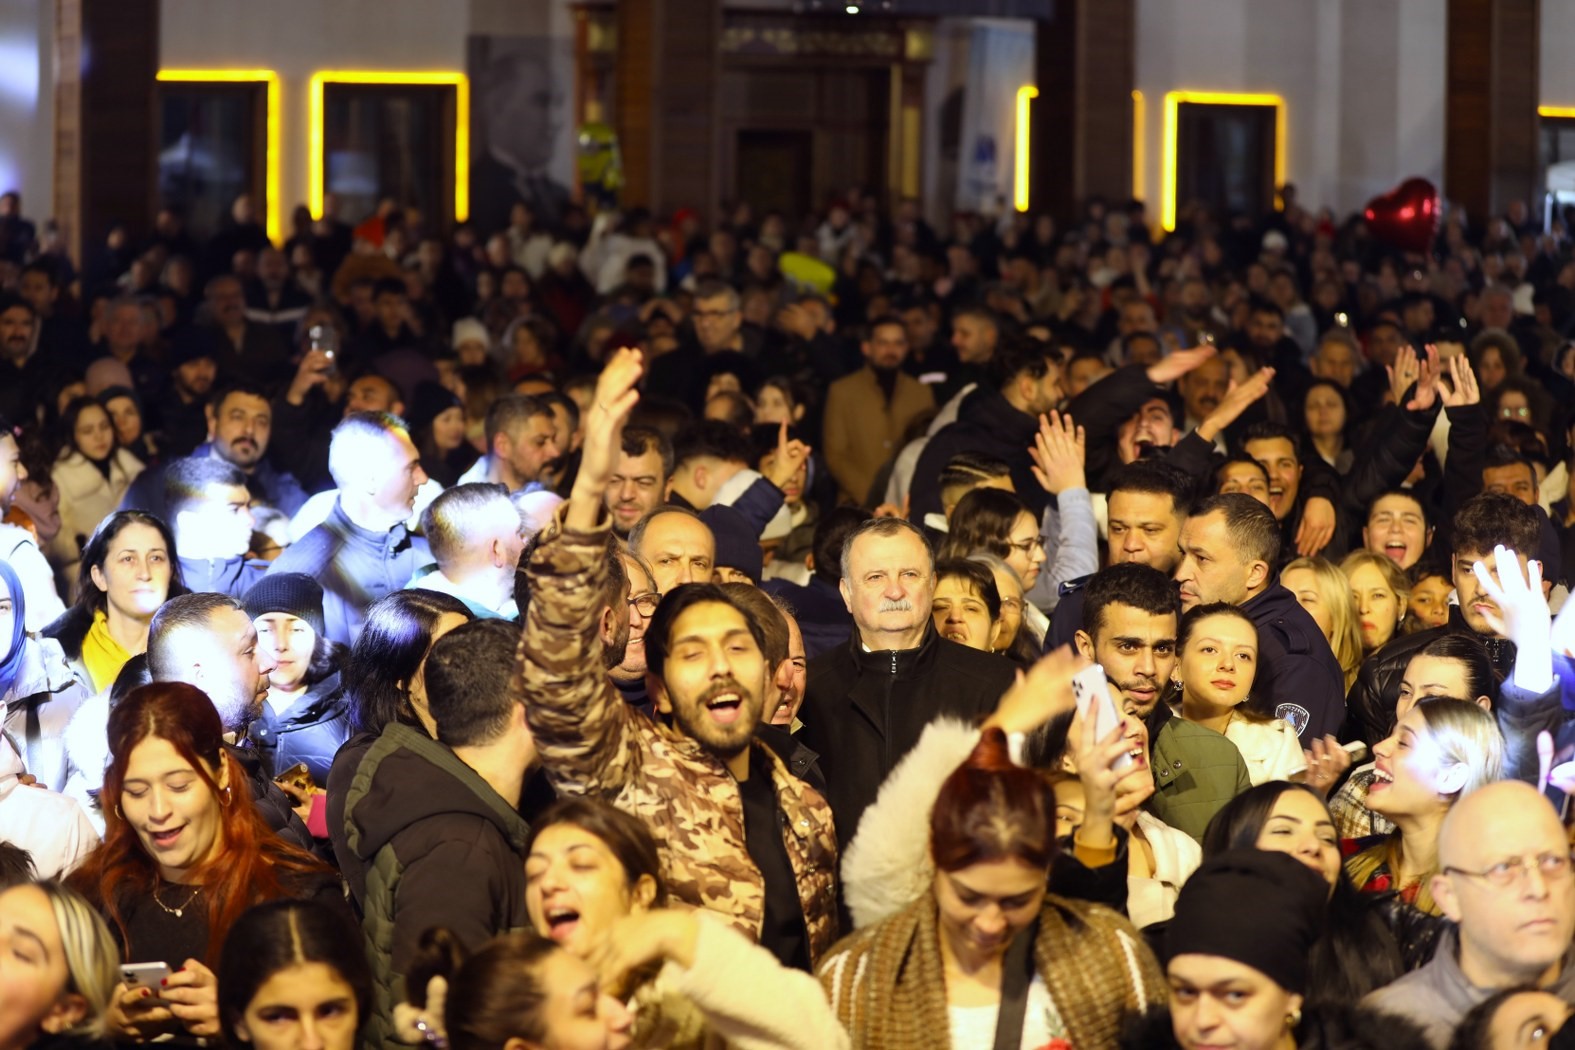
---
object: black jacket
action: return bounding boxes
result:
[344,722,533,1050]
[252,671,351,785]
[1241,583,1347,743]
[1342,608,1516,747]
[800,623,1016,847]
[908,364,1163,525]
[228,744,314,852]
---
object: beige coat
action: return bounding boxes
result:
[48,448,144,577]
[822,367,933,505]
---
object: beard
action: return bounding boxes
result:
[671,675,764,759]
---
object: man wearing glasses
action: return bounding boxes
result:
[1365,780,1575,1048]
[610,550,661,713]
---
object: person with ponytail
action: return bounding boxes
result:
[819,724,1164,1050]
[397,929,633,1050]
[66,683,342,1045]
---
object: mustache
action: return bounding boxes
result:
[878,598,913,612]
[699,676,750,704]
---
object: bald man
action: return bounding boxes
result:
[1364,781,1575,1048]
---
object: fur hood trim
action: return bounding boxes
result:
[841,717,980,929]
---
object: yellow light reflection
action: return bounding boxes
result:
[1014,85,1038,212]
[1132,89,1145,201]
[307,71,470,223]
[1161,90,1285,231]
[157,70,282,245]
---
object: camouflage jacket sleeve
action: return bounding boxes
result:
[515,510,639,796]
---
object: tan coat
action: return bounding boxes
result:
[822,367,933,505]
[515,514,841,964]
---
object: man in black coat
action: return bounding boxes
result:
[907,339,1217,526]
[799,518,1016,847]
[1174,493,1346,743]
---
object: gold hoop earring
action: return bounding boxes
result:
[113,804,123,820]
[219,786,233,807]
[1287,1008,1302,1029]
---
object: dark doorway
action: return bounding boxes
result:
[736,130,813,218]
[1176,102,1278,220]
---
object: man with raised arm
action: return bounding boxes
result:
[514,348,839,972]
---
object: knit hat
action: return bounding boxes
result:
[1163,849,1328,995]
[243,573,326,636]
[405,381,463,438]
[452,317,489,352]
[701,503,763,583]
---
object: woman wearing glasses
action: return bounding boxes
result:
[942,489,1051,648]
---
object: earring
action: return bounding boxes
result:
[219,786,233,807]
[1287,1008,1302,1029]
[113,804,123,820]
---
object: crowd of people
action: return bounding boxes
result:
[2,173,1575,1050]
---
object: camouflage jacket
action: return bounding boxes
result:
[514,514,841,964]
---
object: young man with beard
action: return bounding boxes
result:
[821,316,934,505]
[140,592,311,849]
[516,347,839,972]
[121,382,308,521]
[1072,562,1249,841]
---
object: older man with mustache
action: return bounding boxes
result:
[799,516,1016,847]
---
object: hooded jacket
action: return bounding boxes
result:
[800,623,1015,849]
[1241,582,1347,744]
[266,500,432,645]
[1,636,91,793]
[344,721,532,1050]
[252,671,351,784]
[516,512,841,965]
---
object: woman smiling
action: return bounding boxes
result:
[67,683,343,1046]
[1171,605,1303,786]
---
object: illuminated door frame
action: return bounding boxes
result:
[1161,90,1285,231]
[307,71,470,224]
[156,69,282,244]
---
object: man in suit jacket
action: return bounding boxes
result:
[821,316,935,506]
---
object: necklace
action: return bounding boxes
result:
[151,882,202,918]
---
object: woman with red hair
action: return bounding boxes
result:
[67,682,342,1045]
[819,727,1165,1050]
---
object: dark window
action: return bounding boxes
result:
[158,82,266,241]
[322,83,457,228]
[1175,102,1278,220]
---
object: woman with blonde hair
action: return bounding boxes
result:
[1281,557,1363,690]
[1340,550,1412,656]
[1345,696,1503,966]
[0,879,121,1049]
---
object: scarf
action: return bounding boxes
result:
[0,561,26,698]
[819,892,1164,1050]
[81,608,131,692]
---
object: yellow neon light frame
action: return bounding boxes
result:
[1539,106,1575,119]
[156,69,282,245]
[1161,90,1286,231]
[1132,89,1145,201]
[308,71,470,223]
[1014,85,1038,212]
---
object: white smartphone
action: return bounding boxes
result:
[1070,664,1132,772]
[120,961,171,993]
